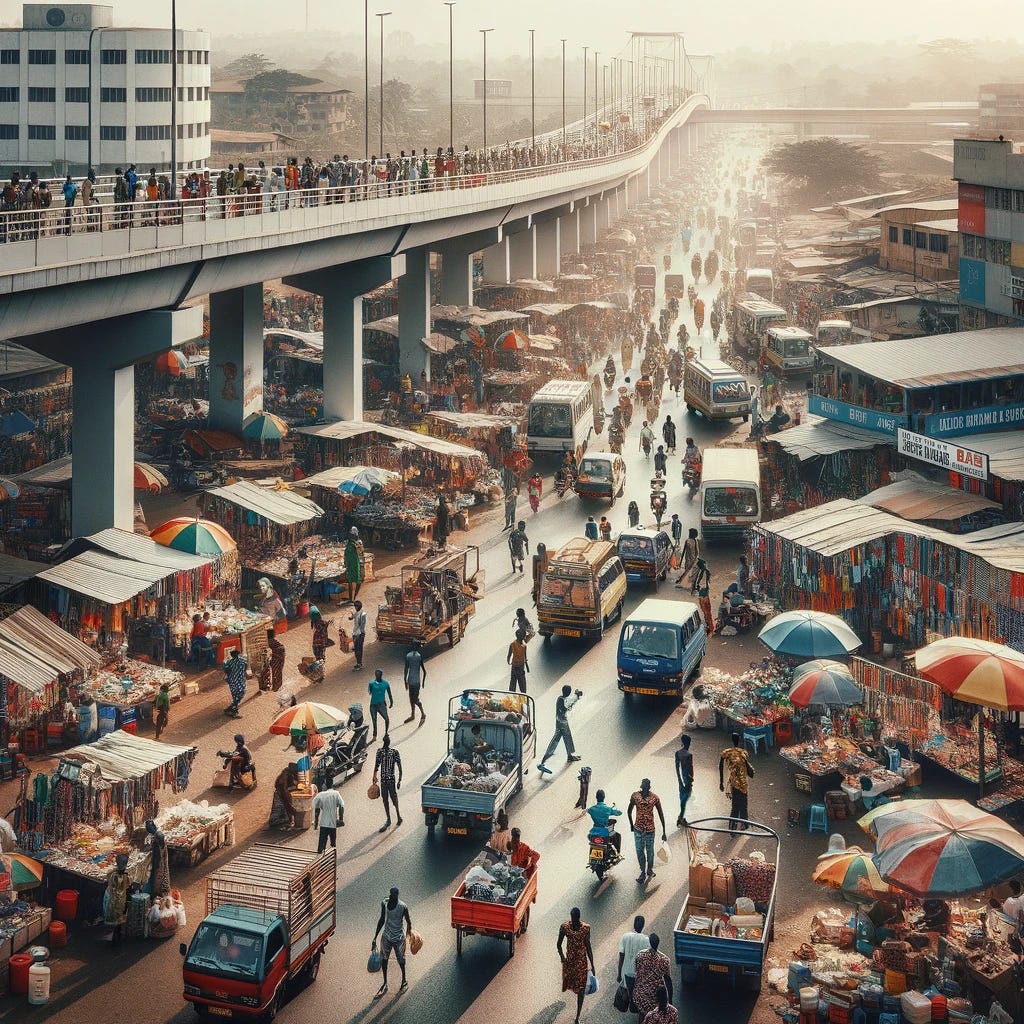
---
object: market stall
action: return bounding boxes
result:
[697,662,795,743]
[77,657,185,734]
[778,736,910,802]
[156,798,234,868]
[0,900,52,995]
[0,604,101,752]
[423,412,521,470]
[301,465,400,536]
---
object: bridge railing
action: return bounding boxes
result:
[0,94,708,274]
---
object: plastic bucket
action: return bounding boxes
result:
[48,922,67,948]
[55,889,79,921]
[9,953,32,994]
[28,963,50,1005]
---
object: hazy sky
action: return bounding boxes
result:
[34,0,1016,57]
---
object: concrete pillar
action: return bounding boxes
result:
[559,209,580,256]
[208,284,264,436]
[580,202,598,247]
[595,197,612,234]
[433,227,502,307]
[639,168,651,201]
[508,227,537,281]
[481,238,509,285]
[286,255,405,421]
[398,247,431,380]
[627,175,640,207]
[534,219,560,279]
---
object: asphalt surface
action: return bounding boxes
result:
[3,141,864,1024]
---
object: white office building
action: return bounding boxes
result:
[0,4,210,175]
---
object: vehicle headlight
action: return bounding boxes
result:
[240,995,262,1007]
[184,985,200,997]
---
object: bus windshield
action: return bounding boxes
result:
[784,337,810,357]
[712,380,750,403]
[187,923,263,979]
[580,458,612,480]
[620,623,679,660]
[618,535,654,557]
[704,486,759,517]
[528,403,572,438]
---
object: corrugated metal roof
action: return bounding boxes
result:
[13,454,73,488]
[296,420,485,461]
[0,341,65,382]
[77,528,211,571]
[950,431,1024,483]
[62,731,196,781]
[915,218,958,231]
[0,604,101,693]
[0,553,46,593]
[820,328,1024,387]
[38,549,178,604]
[205,480,324,526]
[862,479,1000,521]
[770,419,893,461]
[872,198,959,217]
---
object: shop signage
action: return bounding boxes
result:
[807,394,900,435]
[959,257,986,305]
[896,429,989,481]
[925,402,1024,438]
[958,183,986,235]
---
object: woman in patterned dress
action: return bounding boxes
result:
[557,907,595,1024]
[632,934,673,1019]
[642,985,678,1024]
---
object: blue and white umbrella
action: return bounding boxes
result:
[759,610,862,659]
[337,466,399,496]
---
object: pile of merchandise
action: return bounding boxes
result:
[461,848,529,905]
[0,901,52,960]
[685,847,776,943]
[780,737,889,776]
[699,661,795,726]
[155,799,233,849]
[81,659,184,708]
[430,753,514,793]
[38,821,149,883]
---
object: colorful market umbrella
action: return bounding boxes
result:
[915,636,1024,797]
[150,517,237,556]
[155,349,188,376]
[495,328,530,351]
[0,478,20,502]
[134,461,169,493]
[2,853,44,888]
[759,610,862,659]
[270,701,348,736]
[0,410,36,437]
[460,326,486,347]
[337,466,399,496]
[811,846,891,903]
[242,411,289,442]
[788,659,863,708]
[868,798,1024,897]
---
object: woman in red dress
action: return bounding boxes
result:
[557,907,595,1024]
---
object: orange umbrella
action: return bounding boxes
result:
[134,461,169,492]
[155,349,188,375]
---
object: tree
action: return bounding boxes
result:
[244,70,318,104]
[223,53,275,79]
[918,39,975,63]
[762,138,884,203]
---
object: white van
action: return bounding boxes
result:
[700,447,762,541]
[526,379,593,458]
[684,358,751,422]
[765,326,814,376]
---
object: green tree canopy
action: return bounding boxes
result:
[762,138,884,203]
[223,53,275,78]
[244,70,320,103]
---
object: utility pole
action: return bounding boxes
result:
[170,0,177,178]
[363,0,369,157]
[582,46,588,149]
[529,28,535,155]
[444,2,455,151]
[377,11,391,156]
[561,38,567,152]
[480,28,494,151]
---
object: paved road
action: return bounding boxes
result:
[12,141,856,1024]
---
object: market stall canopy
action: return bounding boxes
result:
[495,328,530,351]
[424,411,520,432]
[914,636,1024,712]
[2,853,43,888]
[154,349,188,375]
[768,419,894,462]
[269,701,348,735]
[941,430,1024,483]
[861,479,1000,524]
[528,334,562,351]
[0,477,19,501]
[300,465,400,495]
[183,429,245,457]
[295,420,485,466]
[788,659,863,707]
[12,454,72,489]
[0,604,101,695]
[337,467,400,496]
[0,553,46,597]
[759,609,863,658]
[150,517,238,556]
[811,846,891,902]
[0,410,36,436]
[517,303,577,317]
[60,731,197,783]
[605,228,637,247]
[205,480,324,527]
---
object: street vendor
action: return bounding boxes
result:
[257,577,286,623]
[269,763,300,829]
[345,528,365,601]
[508,827,540,871]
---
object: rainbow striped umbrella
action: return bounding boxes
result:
[270,702,347,736]
[869,798,1024,897]
[242,412,289,442]
[150,517,237,556]
[812,846,891,903]
[788,660,862,708]
[155,349,188,375]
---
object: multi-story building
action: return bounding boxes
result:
[212,76,351,135]
[876,198,960,282]
[0,4,210,175]
[979,83,1024,136]
[954,137,1024,329]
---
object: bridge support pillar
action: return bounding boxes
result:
[433,227,502,306]
[398,247,432,381]
[627,175,640,207]
[559,209,580,255]
[208,284,264,438]
[481,238,510,285]
[507,226,536,281]
[286,256,405,421]
[595,196,612,234]
[579,202,598,247]
[534,218,560,279]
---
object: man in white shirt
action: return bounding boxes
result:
[350,600,367,670]
[617,915,650,1006]
[1002,880,1023,921]
[312,787,345,853]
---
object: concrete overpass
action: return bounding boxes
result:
[0,93,711,536]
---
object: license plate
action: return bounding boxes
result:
[633,687,661,695]
[708,964,729,974]
[208,1007,233,1017]
[589,848,604,860]
[447,826,469,836]
[555,628,581,637]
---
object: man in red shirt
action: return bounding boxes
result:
[508,827,539,872]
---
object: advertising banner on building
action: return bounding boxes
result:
[958,183,986,234]
[959,257,987,305]
[896,429,989,481]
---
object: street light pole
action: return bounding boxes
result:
[377,11,391,156]
[363,0,369,158]
[444,2,455,152]
[593,50,598,144]
[560,38,566,152]
[480,28,493,152]
[170,0,177,179]
[582,46,588,150]
[529,28,535,155]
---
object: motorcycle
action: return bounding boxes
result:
[650,478,667,529]
[312,703,370,790]
[683,462,701,499]
[603,367,615,390]
[587,818,623,882]
[608,425,624,455]
[555,469,576,498]
[618,393,633,430]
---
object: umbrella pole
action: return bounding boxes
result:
[979,712,985,801]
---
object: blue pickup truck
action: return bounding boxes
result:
[673,817,779,992]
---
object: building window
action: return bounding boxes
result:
[0,50,19,65]
[0,124,18,139]
[101,49,127,65]
[176,49,184,63]
[136,87,172,102]
[990,238,1011,265]
[101,87,126,103]
[28,124,56,140]
[187,50,194,64]
[915,231,927,250]
[65,87,89,103]
[65,49,90,65]
[887,226,898,244]
[187,86,194,101]
[0,87,18,102]
[100,125,126,140]
[135,49,171,64]
[136,124,172,141]
[65,125,88,140]
[928,234,948,254]
[188,123,195,138]
[204,86,210,100]
[28,87,56,102]
[28,49,56,65]
[902,228,913,246]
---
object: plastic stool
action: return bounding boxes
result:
[743,725,771,755]
[808,803,828,834]
[774,718,794,746]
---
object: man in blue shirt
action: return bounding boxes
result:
[367,669,394,741]
[587,788,622,854]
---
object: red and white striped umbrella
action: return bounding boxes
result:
[915,636,1024,712]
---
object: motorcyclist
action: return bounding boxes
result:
[587,788,622,855]
[217,734,254,791]
[767,403,791,433]
[684,437,702,472]
[608,420,625,453]
[639,421,655,457]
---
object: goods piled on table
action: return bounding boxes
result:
[460,848,530,905]
[38,821,149,883]
[699,661,795,729]
[81,659,184,710]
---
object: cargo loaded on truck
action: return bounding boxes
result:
[181,845,336,1020]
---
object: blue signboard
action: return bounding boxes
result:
[807,394,901,436]
[925,402,1024,438]
[959,257,986,305]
